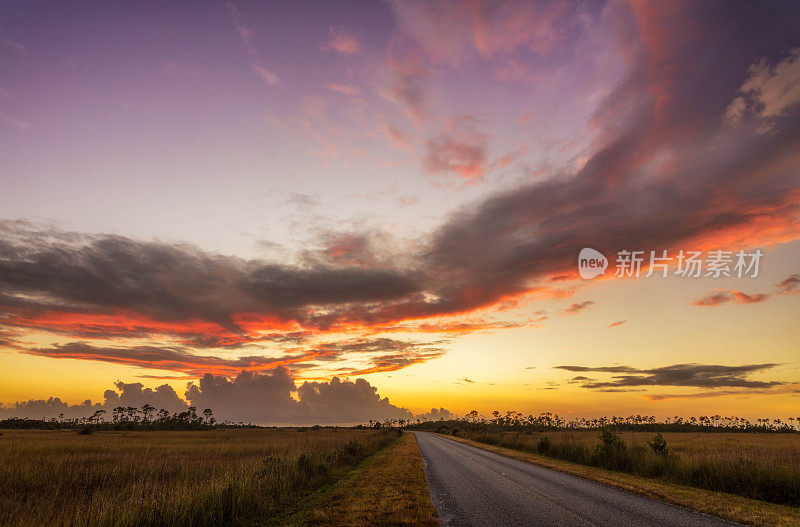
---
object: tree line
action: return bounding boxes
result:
[0,405,229,431]
[405,410,800,433]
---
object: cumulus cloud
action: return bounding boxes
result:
[555,363,783,389]
[296,376,412,423]
[2,368,413,425]
[416,407,456,421]
[0,381,186,420]
[185,368,297,424]
[184,367,412,424]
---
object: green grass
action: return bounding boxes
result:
[0,427,399,526]
[454,429,800,506]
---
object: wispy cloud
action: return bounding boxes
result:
[561,301,595,315]
[226,2,280,86]
[323,27,360,54]
[777,273,800,294]
[691,289,769,307]
[555,363,784,389]
[325,83,360,96]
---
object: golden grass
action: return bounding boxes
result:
[527,430,800,469]
[0,427,398,526]
[446,434,800,527]
[284,431,439,526]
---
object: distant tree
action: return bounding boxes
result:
[141,404,155,423]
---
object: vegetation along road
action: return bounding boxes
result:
[414,432,740,527]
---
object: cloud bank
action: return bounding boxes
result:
[1,368,413,425]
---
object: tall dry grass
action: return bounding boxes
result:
[461,430,800,505]
[0,427,398,526]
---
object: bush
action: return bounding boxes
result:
[536,435,551,454]
[78,426,93,435]
[647,433,668,455]
[597,429,622,450]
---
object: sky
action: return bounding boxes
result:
[1,0,799,424]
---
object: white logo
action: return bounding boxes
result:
[578,248,607,279]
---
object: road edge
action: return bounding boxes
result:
[437,433,800,527]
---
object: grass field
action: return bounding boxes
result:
[286,432,438,526]
[457,430,800,506]
[0,427,400,526]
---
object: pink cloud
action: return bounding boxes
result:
[324,27,360,54]
[325,83,360,96]
[388,0,572,65]
[423,116,488,182]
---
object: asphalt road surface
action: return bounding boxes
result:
[414,432,740,527]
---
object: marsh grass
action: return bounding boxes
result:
[461,430,800,506]
[0,427,398,526]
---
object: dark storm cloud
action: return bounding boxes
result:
[0,221,420,333]
[22,342,304,376]
[555,363,783,389]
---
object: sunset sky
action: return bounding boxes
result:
[1,0,799,423]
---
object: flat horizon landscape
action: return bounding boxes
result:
[1,0,799,525]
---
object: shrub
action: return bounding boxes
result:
[536,435,551,454]
[647,433,668,455]
[77,426,93,435]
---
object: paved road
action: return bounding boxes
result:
[414,432,739,527]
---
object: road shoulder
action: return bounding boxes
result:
[441,434,800,527]
[284,431,439,526]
